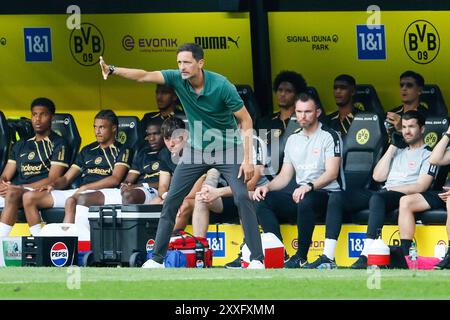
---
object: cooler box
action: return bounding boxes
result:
[38,223,90,267]
[242,232,285,268]
[87,204,161,267]
[22,236,78,267]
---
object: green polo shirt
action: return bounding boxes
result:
[161,69,244,150]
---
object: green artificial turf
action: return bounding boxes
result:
[0,268,449,300]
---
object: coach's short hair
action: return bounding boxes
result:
[177,43,204,61]
[31,97,55,115]
[94,109,118,128]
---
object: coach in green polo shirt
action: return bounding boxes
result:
[99,43,264,269]
[162,69,243,151]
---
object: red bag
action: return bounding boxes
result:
[168,230,213,268]
[404,256,441,270]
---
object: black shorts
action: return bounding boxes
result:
[209,196,240,224]
[421,190,446,210]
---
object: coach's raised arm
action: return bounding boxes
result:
[99,56,165,84]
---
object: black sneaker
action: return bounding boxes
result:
[435,252,450,270]
[284,251,290,263]
[305,255,338,269]
[351,255,368,269]
[284,254,307,269]
[225,254,242,269]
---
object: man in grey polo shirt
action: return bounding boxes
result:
[312,110,436,270]
[398,123,450,269]
[99,43,264,269]
[253,92,342,269]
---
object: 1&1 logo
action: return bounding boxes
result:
[348,232,366,258]
[404,20,440,64]
[24,28,52,62]
[50,242,69,267]
[206,232,225,257]
[69,23,104,66]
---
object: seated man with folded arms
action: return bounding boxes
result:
[22,110,131,234]
[309,110,435,269]
[0,97,69,237]
[398,125,450,269]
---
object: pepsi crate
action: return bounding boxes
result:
[87,205,161,267]
[22,236,78,267]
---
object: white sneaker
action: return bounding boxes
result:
[247,260,265,269]
[142,259,165,269]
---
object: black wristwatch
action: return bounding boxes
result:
[108,65,115,75]
[307,182,314,191]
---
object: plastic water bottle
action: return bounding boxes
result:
[409,242,418,270]
[195,241,205,268]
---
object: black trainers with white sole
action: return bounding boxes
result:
[305,255,338,269]
[350,255,368,269]
[284,254,307,269]
[225,254,242,269]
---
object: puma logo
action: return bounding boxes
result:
[227,36,240,48]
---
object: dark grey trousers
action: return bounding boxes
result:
[152,146,264,263]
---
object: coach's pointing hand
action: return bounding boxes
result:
[99,56,110,80]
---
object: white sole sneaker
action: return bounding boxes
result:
[142,259,165,269]
[247,260,265,269]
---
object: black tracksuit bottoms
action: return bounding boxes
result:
[152,146,264,264]
[256,189,330,260]
[325,189,405,240]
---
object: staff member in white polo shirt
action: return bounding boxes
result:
[253,92,342,269]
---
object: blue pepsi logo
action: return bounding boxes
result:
[50,242,69,267]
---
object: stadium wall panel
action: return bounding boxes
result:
[10,223,448,267]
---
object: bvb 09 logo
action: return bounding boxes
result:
[70,23,104,66]
[404,20,440,64]
[425,132,438,148]
[117,131,127,144]
[356,128,370,145]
